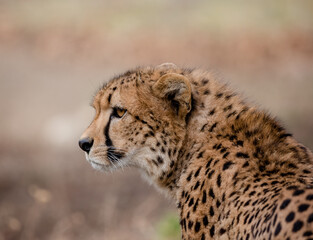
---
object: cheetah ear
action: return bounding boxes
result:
[152,73,192,119]
[155,63,178,70]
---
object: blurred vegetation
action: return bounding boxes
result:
[156,213,180,240]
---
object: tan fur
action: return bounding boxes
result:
[80,64,313,239]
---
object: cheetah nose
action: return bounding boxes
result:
[79,137,94,153]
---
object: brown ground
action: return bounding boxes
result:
[0,1,312,240]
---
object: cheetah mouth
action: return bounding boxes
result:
[85,147,128,172]
[85,153,108,169]
[90,160,104,167]
[107,149,125,162]
[88,159,109,171]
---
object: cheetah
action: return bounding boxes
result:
[79,63,313,239]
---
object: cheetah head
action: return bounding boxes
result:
[79,66,192,178]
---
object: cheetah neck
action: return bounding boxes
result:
[148,71,312,203]
[173,76,313,203]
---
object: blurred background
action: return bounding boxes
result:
[0,0,312,239]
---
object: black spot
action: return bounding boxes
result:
[273,213,278,227]
[188,197,194,207]
[274,222,281,236]
[197,151,205,159]
[219,228,226,235]
[206,158,213,169]
[210,206,214,216]
[220,148,227,154]
[194,167,202,177]
[216,93,223,98]
[242,161,249,168]
[259,165,265,172]
[181,191,185,198]
[286,212,295,223]
[222,152,230,158]
[249,191,256,197]
[243,184,251,193]
[223,104,232,112]
[173,148,177,155]
[202,190,207,203]
[293,189,305,196]
[209,108,215,115]
[166,171,173,178]
[193,199,199,212]
[194,221,201,233]
[287,185,298,190]
[209,188,215,199]
[157,156,164,164]
[307,194,313,201]
[304,231,313,237]
[308,213,313,223]
[213,143,222,150]
[281,172,296,177]
[227,111,237,118]
[201,124,208,132]
[246,233,250,240]
[279,133,292,139]
[209,123,218,132]
[210,225,215,237]
[201,233,206,240]
[204,90,210,95]
[298,204,309,212]
[225,94,234,100]
[243,214,250,225]
[202,78,209,85]
[217,174,221,187]
[288,163,297,169]
[292,220,303,232]
[236,140,244,147]
[244,130,254,138]
[161,147,166,153]
[236,152,249,158]
[194,181,200,190]
[203,215,209,226]
[223,161,234,170]
[280,199,291,209]
[188,220,194,230]
[271,180,279,185]
[248,215,254,224]
[208,170,215,179]
[186,172,193,182]
[170,160,174,168]
[229,135,237,141]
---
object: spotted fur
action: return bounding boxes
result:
[79,64,313,239]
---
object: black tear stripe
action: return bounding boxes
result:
[104,115,124,160]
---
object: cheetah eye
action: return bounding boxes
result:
[112,107,127,118]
